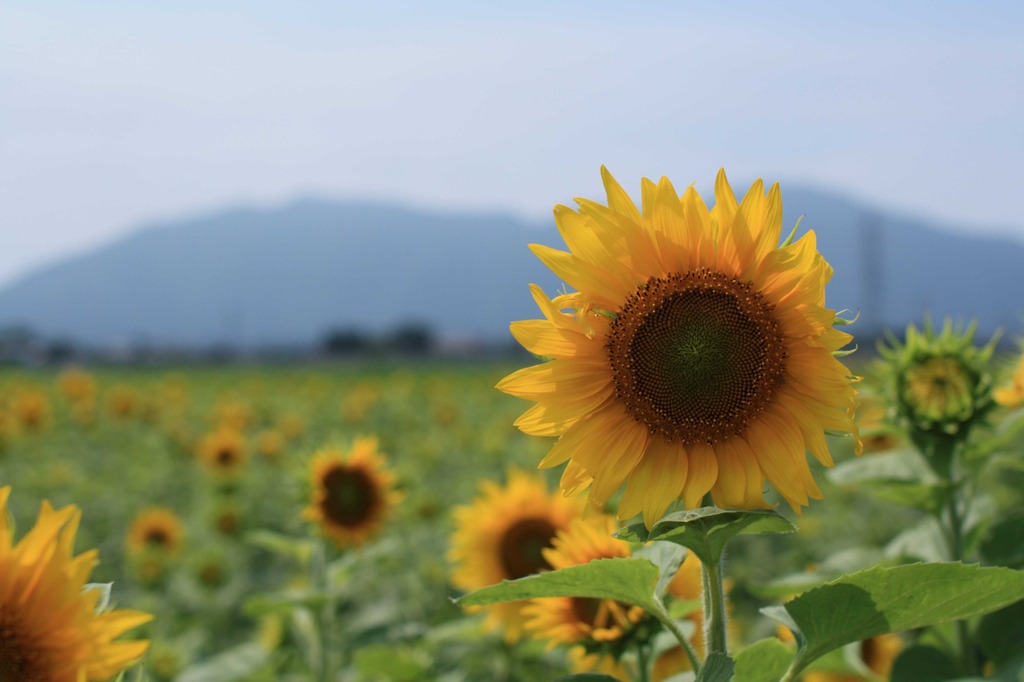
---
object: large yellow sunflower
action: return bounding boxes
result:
[498,168,860,525]
[304,437,401,549]
[522,515,645,649]
[448,469,584,641]
[0,486,152,680]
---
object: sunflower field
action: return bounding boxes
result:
[2,173,1024,682]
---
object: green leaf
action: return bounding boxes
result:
[242,588,330,616]
[828,449,951,513]
[455,556,686,650]
[773,562,1024,677]
[980,509,1024,568]
[695,652,735,682]
[175,644,270,682]
[457,556,662,613]
[617,507,796,564]
[732,638,794,682]
[885,518,947,563]
[634,541,687,596]
[977,598,1024,666]
[551,676,623,682]
[889,646,958,682]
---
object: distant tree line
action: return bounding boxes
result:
[320,322,436,357]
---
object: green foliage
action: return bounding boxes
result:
[457,556,665,617]
[616,507,796,565]
[175,643,271,682]
[695,652,735,682]
[828,448,951,514]
[766,562,1024,677]
[980,510,1024,568]
[732,638,793,682]
[889,646,959,682]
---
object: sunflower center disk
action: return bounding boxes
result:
[322,467,378,527]
[0,620,41,682]
[608,270,786,445]
[498,517,557,580]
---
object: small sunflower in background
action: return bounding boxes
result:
[995,350,1024,409]
[127,507,185,556]
[257,428,286,460]
[449,469,584,642]
[304,437,401,549]
[107,384,140,420]
[0,486,152,680]
[880,319,997,446]
[522,515,646,675]
[57,366,96,403]
[804,633,903,682]
[12,387,49,431]
[197,427,249,478]
[499,168,860,527]
[277,412,306,440]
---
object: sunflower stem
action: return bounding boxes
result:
[636,641,651,682]
[703,552,728,656]
[311,538,335,682]
[938,439,978,677]
[657,610,702,674]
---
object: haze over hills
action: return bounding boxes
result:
[0,189,1020,348]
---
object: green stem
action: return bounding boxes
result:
[656,607,702,674]
[935,437,977,677]
[636,641,651,682]
[311,538,335,682]
[703,553,728,655]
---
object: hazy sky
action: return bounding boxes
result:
[2,1,1023,287]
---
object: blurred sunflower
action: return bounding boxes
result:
[107,384,139,419]
[449,469,584,641]
[522,516,645,663]
[57,366,96,403]
[804,633,903,682]
[304,437,401,548]
[197,428,248,478]
[257,428,286,460]
[499,168,860,525]
[995,351,1024,409]
[13,388,49,430]
[0,486,152,680]
[127,507,185,556]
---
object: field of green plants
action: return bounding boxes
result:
[1,342,1022,682]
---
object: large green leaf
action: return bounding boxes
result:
[457,557,662,611]
[765,562,1024,677]
[616,507,796,564]
[634,541,687,596]
[732,638,793,682]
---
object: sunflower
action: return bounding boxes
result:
[522,515,645,649]
[197,428,248,478]
[304,437,401,549]
[127,507,185,556]
[0,486,152,680]
[880,319,996,443]
[995,352,1024,409]
[57,367,96,403]
[498,168,860,526]
[449,469,584,641]
[804,633,903,682]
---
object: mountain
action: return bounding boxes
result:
[0,191,1020,347]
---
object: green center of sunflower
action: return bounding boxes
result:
[497,517,557,580]
[607,269,786,445]
[903,356,975,424]
[321,466,379,527]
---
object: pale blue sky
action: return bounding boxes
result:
[2,1,1022,285]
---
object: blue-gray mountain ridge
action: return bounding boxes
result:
[0,188,1020,347]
